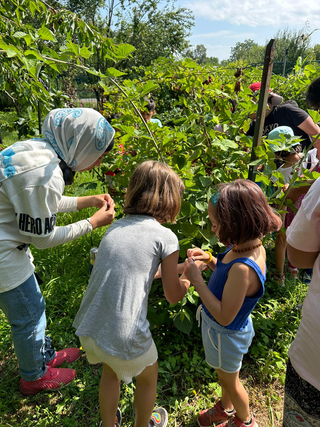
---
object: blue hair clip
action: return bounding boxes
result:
[211,191,220,207]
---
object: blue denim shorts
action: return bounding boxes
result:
[201,310,255,373]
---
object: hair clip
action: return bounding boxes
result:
[211,191,220,207]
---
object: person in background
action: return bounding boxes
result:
[0,108,115,395]
[247,82,320,154]
[184,180,281,427]
[141,96,163,127]
[73,161,190,427]
[268,126,317,283]
[268,126,304,282]
[306,76,320,111]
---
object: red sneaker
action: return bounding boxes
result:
[47,347,80,368]
[219,414,258,427]
[19,366,76,395]
[198,400,235,426]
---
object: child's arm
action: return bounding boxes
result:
[187,247,217,271]
[161,251,190,304]
[287,244,319,269]
[184,258,252,326]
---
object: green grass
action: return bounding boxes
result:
[0,114,308,426]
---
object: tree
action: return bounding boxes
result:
[112,0,194,69]
[184,44,207,64]
[183,44,219,66]
[229,39,264,63]
[0,0,134,135]
[205,56,219,66]
[313,44,320,60]
[272,27,311,66]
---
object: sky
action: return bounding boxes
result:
[176,0,320,61]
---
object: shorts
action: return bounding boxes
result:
[79,336,158,384]
[201,310,255,373]
[283,358,320,426]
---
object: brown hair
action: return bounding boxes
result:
[123,161,185,223]
[212,179,282,245]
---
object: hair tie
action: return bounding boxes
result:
[58,157,75,185]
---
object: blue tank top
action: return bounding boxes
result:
[202,248,266,331]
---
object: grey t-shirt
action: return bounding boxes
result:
[73,215,179,360]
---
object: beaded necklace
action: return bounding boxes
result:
[232,240,262,253]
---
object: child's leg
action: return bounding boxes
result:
[99,363,121,427]
[275,229,287,277]
[217,369,250,422]
[134,361,158,427]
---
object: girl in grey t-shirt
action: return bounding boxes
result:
[74,161,191,427]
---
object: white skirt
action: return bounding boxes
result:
[79,336,158,384]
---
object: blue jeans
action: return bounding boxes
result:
[0,274,56,381]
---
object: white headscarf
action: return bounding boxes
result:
[42,108,115,171]
[0,108,115,182]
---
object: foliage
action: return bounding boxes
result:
[2,2,320,424]
[229,39,265,64]
[0,0,135,136]
[183,44,219,66]
[272,27,312,66]
[112,0,194,70]
[313,43,320,60]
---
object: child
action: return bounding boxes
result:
[141,97,163,127]
[268,126,318,282]
[73,161,190,427]
[184,179,281,427]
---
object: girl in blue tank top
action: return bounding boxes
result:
[184,179,281,427]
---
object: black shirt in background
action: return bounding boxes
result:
[247,103,312,150]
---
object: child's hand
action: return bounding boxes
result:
[187,248,210,263]
[184,258,204,288]
[195,260,208,272]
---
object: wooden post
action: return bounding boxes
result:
[248,39,275,182]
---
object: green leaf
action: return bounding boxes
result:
[6,48,18,58]
[23,34,33,46]
[24,50,43,60]
[195,201,207,212]
[12,31,28,38]
[79,47,92,59]
[113,43,135,58]
[140,81,159,98]
[173,313,193,334]
[46,61,60,73]
[307,109,320,124]
[211,138,238,151]
[172,154,186,170]
[256,174,270,185]
[189,148,200,162]
[22,57,38,71]
[304,64,317,73]
[105,67,126,77]
[199,176,212,187]
[0,41,9,50]
[248,158,264,166]
[37,27,56,42]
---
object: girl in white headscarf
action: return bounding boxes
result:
[0,108,115,396]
